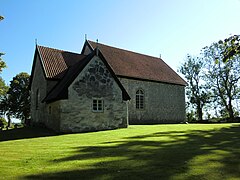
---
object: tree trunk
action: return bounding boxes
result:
[227,102,235,121]
[197,102,203,121]
[7,114,11,129]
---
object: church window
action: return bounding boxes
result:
[136,89,144,109]
[48,106,52,114]
[92,99,104,112]
[36,89,40,110]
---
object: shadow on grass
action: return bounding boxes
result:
[22,125,240,179]
[0,127,57,142]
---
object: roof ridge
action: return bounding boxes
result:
[37,45,81,55]
[88,40,162,61]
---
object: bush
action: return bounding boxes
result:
[14,123,23,129]
[0,117,7,130]
[186,111,197,123]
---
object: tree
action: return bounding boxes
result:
[7,72,30,124]
[203,42,240,120]
[0,77,8,98]
[179,55,209,121]
[0,53,6,73]
[0,94,12,128]
[0,117,7,130]
[221,35,240,62]
[0,77,9,128]
[0,16,6,72]
[0,78,9,121]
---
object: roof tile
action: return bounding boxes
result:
[88,41,187,86]
[37,45,85,79]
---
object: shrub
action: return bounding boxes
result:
[0,117,7,129]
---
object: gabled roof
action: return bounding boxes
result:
[44,49,131,103]
[85,40,187,86]
[37,45,86,79]
[31,40,186,103]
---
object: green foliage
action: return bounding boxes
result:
[182,35,240,120]
[0,77,8,98]
[7,72,30,123]
[179,55,210,121]
[186,111,196,122]
[203,41,240,120]
[222,35,240,62]
[0,78,9,119]
[0,117,7,128]
[0,52,6,73]
[0,17,6,73]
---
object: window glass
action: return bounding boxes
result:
[136,89,144,109]
[92,99,104,112]
[36,89,39,110]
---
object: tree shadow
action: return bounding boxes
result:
[22,125,240,179]
[0,127,57,142]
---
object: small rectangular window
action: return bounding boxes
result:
[48,106,52,114]
[92,99,104,112]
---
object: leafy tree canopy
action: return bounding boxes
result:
[179,55,210,121]
[0,50,6,73]
[221,35,240,62]
[0,77,8,98]
[7,72,30,123]
[0,16,6,72]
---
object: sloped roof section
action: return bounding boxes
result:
[44,49,131,102]
[87,41,187,86]
[37,45,86,79]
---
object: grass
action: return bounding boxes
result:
[1,124,240,180]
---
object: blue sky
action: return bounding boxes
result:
[1,0,240,84]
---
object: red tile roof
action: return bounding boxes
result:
[87,41,187,86]
[44,49,131,102]
[34,41,186,103]
[37,45,86,79]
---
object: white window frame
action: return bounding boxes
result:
[136,89,144,109]
[92,98,104,112]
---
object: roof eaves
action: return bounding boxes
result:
[36,45,48,79]
[44,51,96,103]
[117,75,187,86]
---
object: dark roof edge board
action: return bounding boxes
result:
[81,40,94,54]
[43,51,96,103]
[29,45,48,88]
[36,45,48,78]
[96,49,131,101]
[44,49,130,103]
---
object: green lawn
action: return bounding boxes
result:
[1,124,240,180]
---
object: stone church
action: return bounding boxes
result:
[30,40,187,133]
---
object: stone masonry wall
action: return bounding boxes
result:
[45,102,61,132]
[30,55,48,126]
[31,55,60,130]
[119,78,185,124]
[58,56,128,133]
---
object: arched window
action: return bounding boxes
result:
[136,89,144,109]
[36,89,39,110]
